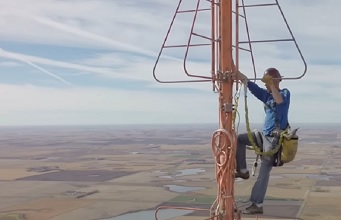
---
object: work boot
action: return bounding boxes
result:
[242,203,263,214]
[234,170,250,179]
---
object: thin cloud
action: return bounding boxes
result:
[0,48,74,86]
[0,61,21,67]
[0,47,214,86]
[34,16,181,62]
[0,48,135,81]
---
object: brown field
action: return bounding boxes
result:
[0,124,340,220]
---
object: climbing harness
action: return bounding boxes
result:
[243,84,299,172]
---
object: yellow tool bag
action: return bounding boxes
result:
[280,128,299,163]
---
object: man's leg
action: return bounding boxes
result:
[244,135,276,214]
[249,158,273,204]
[236,133,252,171]
[235,133,254,179]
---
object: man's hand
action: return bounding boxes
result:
[236,71,248,84]
[263,74,283,103]
[262,75,274,87]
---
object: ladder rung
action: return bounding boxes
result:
[178,8,210,13]
[239,3,277,8]
[192,32,213,41]
[233,45,251,52]
[239,39,294,44]
[205,0,219,6]
[164,43,211,48]
[233,11,245,18]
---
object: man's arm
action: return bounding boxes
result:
[233,63,269,103]
[269,85,283,104]
[237,70,269,103]
[262,75,283,104]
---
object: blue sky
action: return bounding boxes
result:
[0,0,340,126]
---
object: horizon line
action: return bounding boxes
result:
[0,122,340,127]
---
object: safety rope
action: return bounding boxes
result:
[232,85,241,131]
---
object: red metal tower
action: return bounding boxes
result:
[153,1,306,219]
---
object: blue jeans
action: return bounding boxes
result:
[236,132,277,205]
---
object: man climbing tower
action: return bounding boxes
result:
[235,68,290,214]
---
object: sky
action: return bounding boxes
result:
[0,0,340,126]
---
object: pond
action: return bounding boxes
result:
[164,184,205,193]
[101,209,193,220]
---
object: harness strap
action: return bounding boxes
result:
[244,84,289,156]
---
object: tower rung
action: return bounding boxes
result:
[239,39,293,44]
[240,3,277,8]
[164,43,211,48]
[192,32,214,41]
[233,11,245,18]
[232,45,251,52]
[178,8,210,13]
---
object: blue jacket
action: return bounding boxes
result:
[247,81,290,136]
